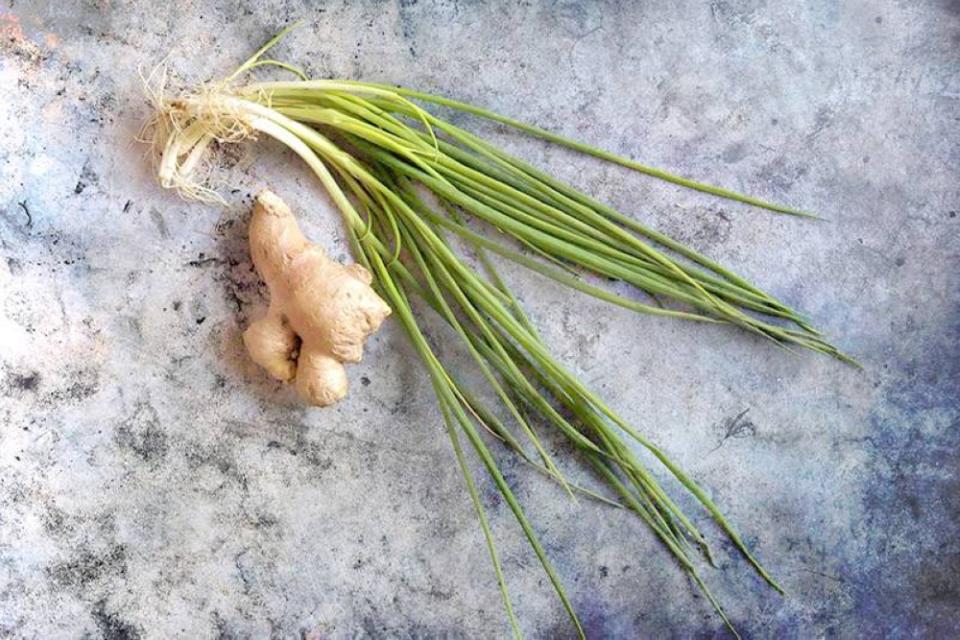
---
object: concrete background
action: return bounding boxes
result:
[1,1,957,638]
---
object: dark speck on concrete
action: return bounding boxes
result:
[149,208,169,238]
[721,142,747,163]
[712,408,757,451]
[45,367,99,402]
[73,160,98,195]
[17,200,32,227]
[48,545,127,589]
[6,369,40,392]
[91,600,141,640]
[187,253,223,268]
[114,403,168,463]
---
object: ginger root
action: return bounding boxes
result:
[243,189,391,406]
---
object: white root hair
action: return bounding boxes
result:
[138,60,259,204]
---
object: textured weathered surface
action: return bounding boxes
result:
[1,1,957,638]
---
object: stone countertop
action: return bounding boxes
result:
[1,2,957,638]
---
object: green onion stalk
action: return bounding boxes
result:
[144,25,850,638]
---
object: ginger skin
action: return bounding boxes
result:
[243,190,391,406]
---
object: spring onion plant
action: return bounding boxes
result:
[144,25,849,638]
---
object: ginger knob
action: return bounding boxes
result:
[243,189,391,406]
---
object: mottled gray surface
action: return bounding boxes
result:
[1,1,958,638]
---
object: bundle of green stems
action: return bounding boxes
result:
[149,26,850,638]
